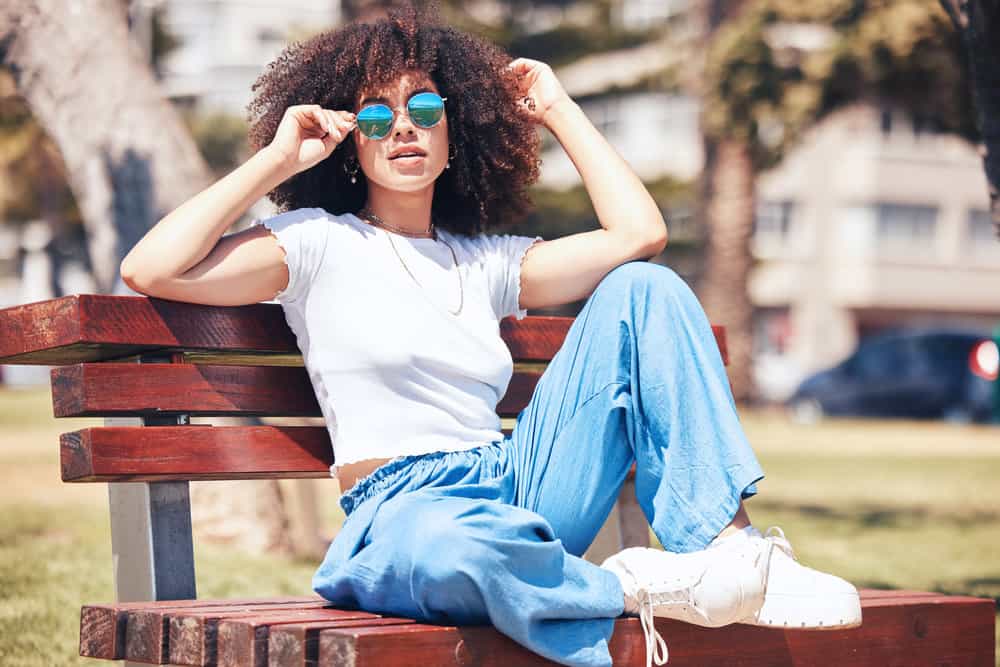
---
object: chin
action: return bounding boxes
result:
[371,172,445,192]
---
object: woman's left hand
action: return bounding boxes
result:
[507,57,572,127]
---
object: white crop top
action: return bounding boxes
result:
[251,207,543,472]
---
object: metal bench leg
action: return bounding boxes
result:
[105,354,197,666]
[108,478,196,602]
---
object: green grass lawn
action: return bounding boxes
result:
[0,386,997,665]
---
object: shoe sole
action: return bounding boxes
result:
[738,592,862,630]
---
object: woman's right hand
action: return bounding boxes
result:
[268,104,356,175]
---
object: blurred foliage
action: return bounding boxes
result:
[506,22,662,68]
[0,68,79,225]
[150,4,182,76]
[181,110,250,176]
[435,0,663,68]
[703,0,978,170]
[513,174,695,243]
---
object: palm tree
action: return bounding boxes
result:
[696,0,756,403]
[697,0,977,402]
[939,0,999,240]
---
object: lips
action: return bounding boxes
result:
[388,148,427,160]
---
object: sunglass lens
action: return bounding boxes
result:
[357,104,393,138]
[408,92,445,128]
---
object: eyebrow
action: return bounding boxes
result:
[360,86,434,107]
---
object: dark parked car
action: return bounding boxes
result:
[786,328,998,423]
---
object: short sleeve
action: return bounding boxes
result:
[476,233,544,321]
[251,207,331,304]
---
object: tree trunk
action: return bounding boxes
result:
[0,0,210,294]
[696,0,756,403]
[697,138,756,401]
[939,0,1000,239]
[0,0,310,558]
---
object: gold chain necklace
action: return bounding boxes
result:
[358,208,464,316]
[358,207,435,238]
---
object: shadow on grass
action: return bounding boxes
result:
[750,499,1000,529]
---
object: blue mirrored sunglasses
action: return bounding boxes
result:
[356,91,447,140]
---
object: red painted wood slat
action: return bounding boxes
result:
[78,596,323,660]
[314,593,995,667]
[0,294,728,366]
[214,610,391,667]
[61,426,333,482]
[51,363,321,418]
[164,601,338,666]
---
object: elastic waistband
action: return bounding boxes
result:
[338,446,491,516]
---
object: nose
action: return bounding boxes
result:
[393,109,416,135]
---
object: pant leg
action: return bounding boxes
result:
[317,481,624,667]
[506,261,765,554]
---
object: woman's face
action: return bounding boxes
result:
[352,70,449,193]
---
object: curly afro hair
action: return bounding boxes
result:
[246,2,542,236]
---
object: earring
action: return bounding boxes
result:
[446,144,457,169]
[344,156,359,184]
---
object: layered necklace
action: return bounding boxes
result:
[357,207,464,316]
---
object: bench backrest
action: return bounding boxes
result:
[0,294,728,484]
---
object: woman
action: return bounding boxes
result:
[120,5,860,666]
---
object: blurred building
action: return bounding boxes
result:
[539,29,997,403]
[540,47,702,188]
[751,104,1000,400]
[142,0,342,114]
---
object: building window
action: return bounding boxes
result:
[754,200,795,245]
[875,203,937,255]
[968,209,998,255]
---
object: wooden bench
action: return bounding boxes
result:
[0,293,994,666]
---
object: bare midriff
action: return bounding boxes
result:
[335,457,394,494]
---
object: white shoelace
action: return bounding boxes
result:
[760,525,795,560]
[636,588,672,666]
[616,560,692,667]
[624,526,796,667]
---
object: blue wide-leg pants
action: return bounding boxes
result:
[312,262,765,667]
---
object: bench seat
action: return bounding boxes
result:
[80,589,995,666]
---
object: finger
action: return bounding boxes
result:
[299,108,325,133]
[330,110,355,139]
[508,58,535,73]
[324,109,338,136]
[336,110,357,131]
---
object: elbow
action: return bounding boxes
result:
[120,256,143,291]
[119,256,138,289]
[639,221,668,259]
[120,256,160,294]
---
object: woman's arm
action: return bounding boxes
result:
[543,96,668,254]
[120,105,355,305]
[506,58,668,311]
[120,146,293,289]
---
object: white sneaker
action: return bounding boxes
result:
[601,527,862,666]
[734,527,862,630]
[601,537,773,666]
